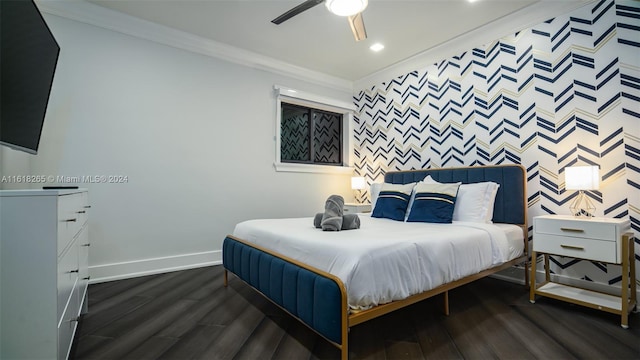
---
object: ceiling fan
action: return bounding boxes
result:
[271,0,368,42]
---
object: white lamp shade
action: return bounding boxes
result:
[351,176,366,190]
[325,0,368,16]
[565,166,600,190]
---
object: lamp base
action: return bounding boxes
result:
[569,190,596,217]
[353,189,362,204]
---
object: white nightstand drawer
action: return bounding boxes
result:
[533,234,616,263]
[534,216,616,241]
[344,203,371,213]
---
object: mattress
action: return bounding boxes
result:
[233,216,523,309]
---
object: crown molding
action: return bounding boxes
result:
[354,0,596,91]
[35,0,354,93]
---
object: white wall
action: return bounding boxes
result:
[9,13,354,281]
[0,147,31,190]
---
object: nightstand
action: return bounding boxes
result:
[344,203,371,213]
[530,215,637,328]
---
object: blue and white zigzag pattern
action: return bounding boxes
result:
[353,0,640,288]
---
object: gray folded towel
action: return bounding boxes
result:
[342,213,360,230]
[321,195,344,231]
[314,213,360,230]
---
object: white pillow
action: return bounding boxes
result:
[423,176,499,223]
[370,182,383,208]
[483,182,500,222]
[453,182,500,222]
[422,175,437,184]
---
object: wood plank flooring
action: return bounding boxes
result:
[71,265,640,359]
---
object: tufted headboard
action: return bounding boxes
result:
[384,165,527,226]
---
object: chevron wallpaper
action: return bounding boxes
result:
[353,0,639,289]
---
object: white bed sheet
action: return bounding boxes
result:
[233,216,523,309]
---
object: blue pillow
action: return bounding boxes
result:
[371,183,415,221]
[407,182,460,223]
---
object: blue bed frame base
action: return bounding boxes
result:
[223,164,529,360]
[223,235,349,354]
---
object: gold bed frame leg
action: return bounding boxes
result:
[444,291,450,316]
[223,269,228,287]
[524,258,530,289]
[529,251,537,303]
[341,343,348,360]
[340,319,348,359]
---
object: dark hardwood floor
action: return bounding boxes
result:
[71,265,640,359]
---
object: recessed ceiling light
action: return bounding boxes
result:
[370,43,384,52]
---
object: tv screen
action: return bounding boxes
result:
[1,0,60,154]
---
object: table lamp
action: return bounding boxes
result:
[565,165,599,217]
[351,176,365,204]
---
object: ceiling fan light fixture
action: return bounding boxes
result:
[325,0,368,17]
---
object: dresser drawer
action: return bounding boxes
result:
[76,191,90,227]
[533,233,617,263]
[57,241,79,319]
[534,217,616,241]
[57,193,84,255]
[58,282,80,360]
[77,225,90,308]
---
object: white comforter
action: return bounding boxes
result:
[233,216,522,309]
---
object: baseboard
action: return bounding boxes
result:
[491,265,640,300]
[89,250,222,284]
[490,265,527,285]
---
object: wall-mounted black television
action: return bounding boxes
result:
[1,0,60,155]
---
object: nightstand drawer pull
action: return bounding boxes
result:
[560,244,585,251]
[560,227,584,233]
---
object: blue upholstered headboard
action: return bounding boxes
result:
[384,165,526,226]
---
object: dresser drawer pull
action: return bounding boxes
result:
[77,210,86,214]
[560,227,584,233]
[81,243,91,247]
[83,276,91,280]
[63,218,77,222]
[84,205,92,209]
[560,244,585,251]
[68,269,79,273]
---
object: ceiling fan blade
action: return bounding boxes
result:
[348,12,367,41]
[272,0,324,25]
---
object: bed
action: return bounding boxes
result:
[222,164,528,359]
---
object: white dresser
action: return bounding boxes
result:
[1,189,90,359]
